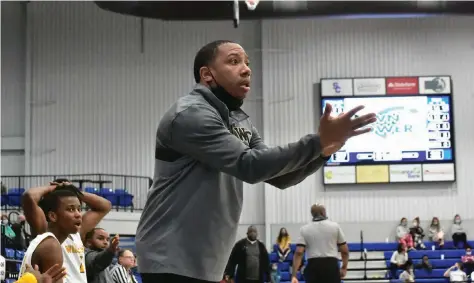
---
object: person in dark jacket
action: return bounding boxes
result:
[224,226,272,283]
[85,228,120,283]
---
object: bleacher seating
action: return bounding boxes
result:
[84,187,134,211]
[1,188,25,209]
[1,186,135,212]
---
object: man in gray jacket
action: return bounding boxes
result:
[135,40,376,283]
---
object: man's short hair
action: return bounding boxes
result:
[85,227,105,241]
[39,184,83,222]
[193,40,235,83]
[53,178,70,183]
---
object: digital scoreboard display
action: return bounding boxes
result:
[320,76,456,184]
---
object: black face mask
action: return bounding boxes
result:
[208,71,243,111]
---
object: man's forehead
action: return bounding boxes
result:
[217,43,248,58]
[95,229,109,237]
[59,196,80,205]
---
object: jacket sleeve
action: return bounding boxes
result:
[249,125,328,189]
[224,241,241,278]
[260,242,271,281]
[85,249,115,275]
[169,105,323,185]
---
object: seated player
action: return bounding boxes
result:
[18,185,84,282]
[22,181,112,283]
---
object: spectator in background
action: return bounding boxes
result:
[398,259,415,283]
[1,213,16,244]
[11,215,29,250]
[224,226,271,283]
[396,218,414,250]
[85,228,120,283]
[444,262,467,282]
[409,217,426,250]
[276,228,291,262]
[461,247,474,276]
[428,217,445,249]
[389,243,409,279]
[451,214,469,249]
[415,255,432,273]
[111,249,138,283]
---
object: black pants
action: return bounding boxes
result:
[304,257,340,283]
[453,233,469,248]
[390,263,407,279]
[141,273,217,283]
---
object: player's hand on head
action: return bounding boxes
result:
[319,103,376,156]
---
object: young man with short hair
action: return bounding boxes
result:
[19,185,84,282]
[22,181,112,283]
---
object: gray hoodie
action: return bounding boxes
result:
[135,84,327,282]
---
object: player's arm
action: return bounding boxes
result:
[168,105,323,187]
[80,193,112,243]
[31,237,64,283]
[249,126,329,188]
[22,185,56,236]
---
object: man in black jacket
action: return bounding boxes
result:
[225,226,272,283]
[85,228,120,283]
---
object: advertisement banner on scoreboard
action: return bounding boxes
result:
[389,164,422,182]
[321,79,353,97]
[386,77,419,95]
[324,166,356,184]
[353,78,386,96]
[422,163,455,181]
[419,76,451,94]
[356,165,389,183]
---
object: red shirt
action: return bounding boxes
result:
[462,255,474,262]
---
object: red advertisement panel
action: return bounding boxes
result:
[386,77,419,94]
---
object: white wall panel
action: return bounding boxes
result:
[262,17,474,224]
[26,2,264,224]
[1,2,26,138]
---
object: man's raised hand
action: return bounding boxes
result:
[319,103,376,157]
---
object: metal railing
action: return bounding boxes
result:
[1,174,152,211]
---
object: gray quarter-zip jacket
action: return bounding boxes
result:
[135,84,327,282]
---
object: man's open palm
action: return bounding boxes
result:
[319,103,376,157]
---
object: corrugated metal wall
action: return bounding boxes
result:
[25,2,264,225]
[262,17,474,224]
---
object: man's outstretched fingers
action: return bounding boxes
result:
[351,116,377,130]
[343,105,365,119]
[350,127,372,137]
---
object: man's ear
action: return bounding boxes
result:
[48,211,57,223]
[199,66,213,84]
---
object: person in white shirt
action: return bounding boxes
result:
[444,262,467,282]
[389,243,408,279]
[22,181,112,283]
[398,260,415,283]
